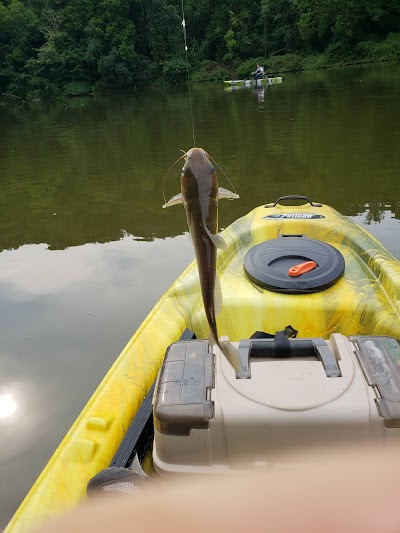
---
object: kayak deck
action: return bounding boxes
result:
[6,202,400,532]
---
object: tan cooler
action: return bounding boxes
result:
[153,334,400,475]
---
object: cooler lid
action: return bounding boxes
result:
[243,236,345,293]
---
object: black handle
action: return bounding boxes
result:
[250,339,314,358]
[265,195,322,208]
[236,338,341,379]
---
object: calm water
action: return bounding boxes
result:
[1,62,400,527]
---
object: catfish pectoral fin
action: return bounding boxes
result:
[218,187,240,200]
[162,193,184,208]
[204,224,228,250]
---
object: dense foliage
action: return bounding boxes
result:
[1,0,399,99]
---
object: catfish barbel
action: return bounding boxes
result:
[163,147,242,373]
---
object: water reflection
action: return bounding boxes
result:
[1,62,399,254]
[254,87,265,103]
[0,234,193,528]
[349,210,400,259]
[0,394,17,418]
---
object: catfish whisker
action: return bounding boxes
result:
[162,152,187,205]
[208,155,238,196]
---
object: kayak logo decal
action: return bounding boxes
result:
[263,214,325,219]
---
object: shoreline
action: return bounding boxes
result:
[1,57,399,104]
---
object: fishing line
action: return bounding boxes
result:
[181,0,196,148]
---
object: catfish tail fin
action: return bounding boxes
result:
[219,340,242,374]
[209,327,242,374]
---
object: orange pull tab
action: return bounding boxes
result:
[288,261,317,277]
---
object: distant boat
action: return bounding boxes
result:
[222,79,245,86]
[223,76,283,86]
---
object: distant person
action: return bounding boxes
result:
[252,64,264,80]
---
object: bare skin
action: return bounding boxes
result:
[36,443,400,533]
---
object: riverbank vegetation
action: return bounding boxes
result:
[1,0,399,100]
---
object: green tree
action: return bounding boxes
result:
[261,0,300,54]
[142,0,181,64]
[1,0,400,99]
[296,0,400,50]
[0,0,42,95]
[24,0,139,94]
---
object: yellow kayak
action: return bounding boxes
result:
[222,79,245,85]
[6,197,400,532]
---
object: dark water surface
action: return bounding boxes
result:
[0,62,399,527]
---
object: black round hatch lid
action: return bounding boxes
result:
[243,237,345,294]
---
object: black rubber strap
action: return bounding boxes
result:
[110,383,155,468]
[250,331,274,340]
[110,328,196,468]
[283,325,298,338]
[274,330,291,357]
[250,325,298,340]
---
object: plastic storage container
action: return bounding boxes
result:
[153,334,400,475]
